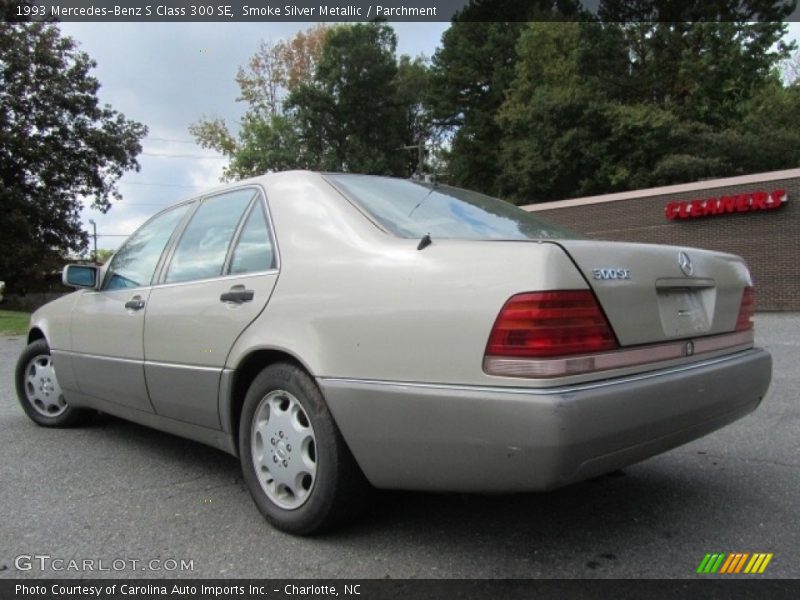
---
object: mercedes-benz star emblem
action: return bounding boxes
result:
[678,251,693,276]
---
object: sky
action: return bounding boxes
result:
[58,21,800,251]
[57,22,451,250]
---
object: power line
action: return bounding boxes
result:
[119,181,202,189]
[146,137,197,144]
[142,152,227,159]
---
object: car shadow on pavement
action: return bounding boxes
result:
[328,469,720,577]
[39,414,730,577]
[5,405,761,577]
[87,411,712,551]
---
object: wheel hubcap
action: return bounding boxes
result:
[251,390,317,510]
[24,354,67,418]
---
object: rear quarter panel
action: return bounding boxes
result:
[226,173,588,386]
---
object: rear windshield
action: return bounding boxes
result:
[325,174,576,241]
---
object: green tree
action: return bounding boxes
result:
[94,248,115,265]
[497,22,693,200]
[427,1,581,194]
[395,54,434,176]
[0,21,146,291]
[428,21,526,193]
[192,23,429,179]
[430,0,796,200]
[190,25,328,180]
[497,7,798,203]
[286,22,408,175]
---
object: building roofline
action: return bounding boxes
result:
[522,167,800,211]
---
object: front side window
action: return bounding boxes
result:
[165,189,254,284]
[229,200,276,275]
[326,174,576,241]
[104,203,190,290]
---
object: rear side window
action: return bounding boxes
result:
[165,189,254,283]
[104,203,190,290]
[229,200,275,275]
[326,174,576,241]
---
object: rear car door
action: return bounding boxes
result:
[69,202,192,412]
[143,187,279,429]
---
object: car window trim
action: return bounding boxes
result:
[149,199,201,287]
[100,198,198,292]
[151,184,282,289]
[148,269,280,291]
[157,186,257,285]
[260,187,281,271]
[95,183,281,293]
[223,191,277,276]
[221,193,259,276]
[321,173,394,236]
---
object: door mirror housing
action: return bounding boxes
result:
[63,264,99,289]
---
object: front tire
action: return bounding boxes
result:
[239,362,369,535]
[15,339,93,427]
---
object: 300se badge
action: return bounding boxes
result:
[16,172,772,535]
[592,268,632,280]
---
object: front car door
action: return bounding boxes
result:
[68,202,192,413]
[144,187,279,429]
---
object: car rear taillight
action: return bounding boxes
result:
[485,290,618,359]
[735,286,755,331]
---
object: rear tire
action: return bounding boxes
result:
[238,362,369,535]
[15,339,93,427]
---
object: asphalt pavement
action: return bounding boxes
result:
[0,314,797,579]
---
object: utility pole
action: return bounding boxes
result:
[88,219,97,264]
[399,143,426,179]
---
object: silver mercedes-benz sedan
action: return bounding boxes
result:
[15,171,772,534]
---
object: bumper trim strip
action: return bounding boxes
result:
[484,330,754,378]
[320,347,759,396]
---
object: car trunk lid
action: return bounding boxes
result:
[553,240,752,346]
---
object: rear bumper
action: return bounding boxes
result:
[320,348,772,492]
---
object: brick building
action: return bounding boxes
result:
[522,168,799,311]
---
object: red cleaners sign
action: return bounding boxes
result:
[665,189,787,220]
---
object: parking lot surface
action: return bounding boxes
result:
[1,314,798,579]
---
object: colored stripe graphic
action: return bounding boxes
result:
[713,554,726,573]
[734,553,749,573]
[744,553,774,574]
[719,554,736,574]
[696,554,713,573]
[698,552,773,574]
[707,554,725,573]
[744,554,760,573]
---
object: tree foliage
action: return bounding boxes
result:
[0,21,146,290]
[426,1,583,194]
[192,23,431,180]
[234,24,328,117]
[495,12,798,202]
[190,25,328,180]
[94,248,115,264]
[287,23,408,174]
[191,1,800,205]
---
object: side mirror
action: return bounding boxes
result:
[62,265,99,290]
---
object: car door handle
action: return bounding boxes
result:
[220,285,254,304]
[124,295,146,311]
